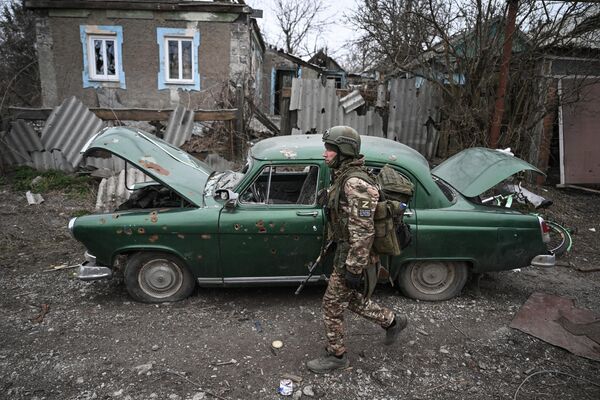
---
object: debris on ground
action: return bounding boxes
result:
[25,190,44,205]
[510,292,600,361]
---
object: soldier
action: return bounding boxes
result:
[306,126,408,374]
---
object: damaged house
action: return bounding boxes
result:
[25,0,265,110]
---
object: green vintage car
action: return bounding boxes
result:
[70,127,555,302]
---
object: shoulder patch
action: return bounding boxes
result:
[358,199,373,218]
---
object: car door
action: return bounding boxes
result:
[218,163,326,283]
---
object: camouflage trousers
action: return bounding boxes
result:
[322,269,394,356]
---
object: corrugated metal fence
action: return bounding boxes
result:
[289,77,441,159]
[289,78,384,137]
[387,78,441,160]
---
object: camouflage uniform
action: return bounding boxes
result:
[323,157,395,356]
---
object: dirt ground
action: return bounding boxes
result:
[1,176,599,400]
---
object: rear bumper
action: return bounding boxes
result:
[75,252,113,281]
[530,253,556,268]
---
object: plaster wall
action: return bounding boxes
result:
[37,10,239,109]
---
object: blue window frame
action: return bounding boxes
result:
[80,25,125,88]
[157,28,200,91]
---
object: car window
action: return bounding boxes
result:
[433,177,456,202]
[240,164,320,205]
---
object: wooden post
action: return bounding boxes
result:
[280,86,291,135]
[235,83,244,159]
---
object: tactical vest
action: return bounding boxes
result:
[326,165,376,242]
[327,165,413,256]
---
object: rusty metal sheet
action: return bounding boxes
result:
[164,105,194,147]
[40,96,104,169]
[510,292,600,361]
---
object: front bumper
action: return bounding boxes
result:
[530,253,556,268]
[75,252,113,281]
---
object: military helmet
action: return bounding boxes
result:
[322,126,361,157]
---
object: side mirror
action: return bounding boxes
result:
[215,189,239,210]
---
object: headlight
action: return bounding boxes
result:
[68,217,77,238]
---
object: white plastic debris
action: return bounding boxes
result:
[589,228,596,232]
[26,191,44,205]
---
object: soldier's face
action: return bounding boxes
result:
[323,147,338,166]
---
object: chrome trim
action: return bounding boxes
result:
[404,210,414,217]
[74,252,113,281]
[76,264,113,281]
[68,217,77,238]
[296,211,318,217]
[84,251,96,264]
[223,275,325,284]
[196,277,224,285]
[531,254,556,268]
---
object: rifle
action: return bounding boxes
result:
[295,240,334,295]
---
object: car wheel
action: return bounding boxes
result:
[398,261,468,301]
[124,252,195,303]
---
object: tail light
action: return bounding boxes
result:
[538,216,550,243]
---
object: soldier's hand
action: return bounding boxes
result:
[344,270,363,291]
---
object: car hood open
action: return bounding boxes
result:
[82,127,213,207]
[432,147,543,197]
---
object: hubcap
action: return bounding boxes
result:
[138,259,183,298]
[412,262,455,295]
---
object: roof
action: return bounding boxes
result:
[267,47,323,72]
[308,49,346,73]
[25,0,251,13]
[250,134,431,177]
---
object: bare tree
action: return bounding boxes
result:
[349,0,600,158]
[271,0,329,56]
[0,0,39,120]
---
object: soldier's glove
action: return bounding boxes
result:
[344,270,363,291]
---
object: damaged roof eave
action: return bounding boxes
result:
[24,0,252,14]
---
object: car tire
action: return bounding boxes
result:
[398,261,468,301]
[124,252,195,303]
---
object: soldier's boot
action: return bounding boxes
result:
[384,314,408,345]
[306,352,349,374]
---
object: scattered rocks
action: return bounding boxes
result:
[302,385,315,397]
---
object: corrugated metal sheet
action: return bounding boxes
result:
[40,96,104,169]
[290,78,384,137]
[387,78,441,159]
[84,156,126,173]
[164,105,194,147]
[95,168,151,211]
[10,120,44,152]
[30,150,73,172]
[340,90,365,113]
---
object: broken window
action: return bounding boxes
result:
[240,165,320,205]
[80,25,124,87]
[89,35,118,80]
[157,28,200,90]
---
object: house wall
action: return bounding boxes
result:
[35,9,254,109]
[261,50,320,115]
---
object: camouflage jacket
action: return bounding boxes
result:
[326,157,379,275]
